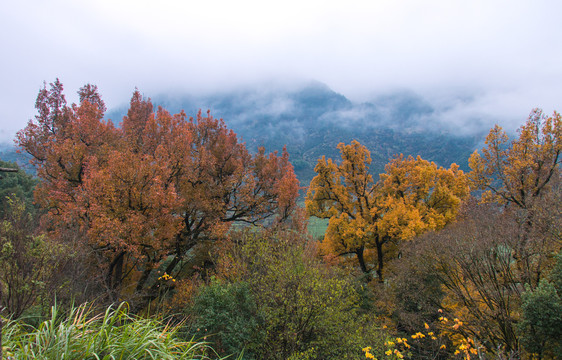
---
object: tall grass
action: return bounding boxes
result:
[1,302,217,359]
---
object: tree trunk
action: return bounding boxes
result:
[356,246,368,274]
[375,239,384,283]
[106,251,125,301]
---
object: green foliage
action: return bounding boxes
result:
[306,216,329,240]
[518,253,562,359]
[187,279,261,359]
[0,160,36,218]
[215,228,387,360]
[550,252,562,294]
[2,302,214,359]
[0,195,64,318]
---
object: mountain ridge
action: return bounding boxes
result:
[5,82,486,184]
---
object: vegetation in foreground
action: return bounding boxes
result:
[1,302,215,359]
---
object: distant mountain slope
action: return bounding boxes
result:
[7,82,483,185]
[0,143,34,175]
[126,82,484,185]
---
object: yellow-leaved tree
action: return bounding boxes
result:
[469,108,562,209]
[306,140,469,281]
[469,108,562,288]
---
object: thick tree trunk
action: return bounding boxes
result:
[106,251,125,300]
[356,246,368,274]
[375,239,384,283]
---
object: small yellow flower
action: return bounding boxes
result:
[385,350,393,356]
[424,322,430,329]
[440,344,446,350]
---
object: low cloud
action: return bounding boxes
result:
[2,1,561,143]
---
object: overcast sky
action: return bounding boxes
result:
[1,0,562,143]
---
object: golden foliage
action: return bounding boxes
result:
[306,140,469,280]
[469,108,562,208]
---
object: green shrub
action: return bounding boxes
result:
[187,279,261,359]
[518,252,562,359]
[214,228,387,360]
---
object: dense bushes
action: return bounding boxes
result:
[184,226,387,360]
[187,280,261,358]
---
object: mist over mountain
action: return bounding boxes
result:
[106,81,485,184]
[3,81,489,184]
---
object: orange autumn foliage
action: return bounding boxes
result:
[17,81,300,301]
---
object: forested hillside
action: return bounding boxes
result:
[108,82,483,184]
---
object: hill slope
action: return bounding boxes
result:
[138,82,483,184]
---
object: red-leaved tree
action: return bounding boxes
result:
[17,81,300,304]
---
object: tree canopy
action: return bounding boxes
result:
[306,140,469,281]
[469,108,562,208]
[16,80,300,303]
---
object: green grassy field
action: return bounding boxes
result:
[308,216,328,240]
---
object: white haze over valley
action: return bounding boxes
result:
[1,0,562,142]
